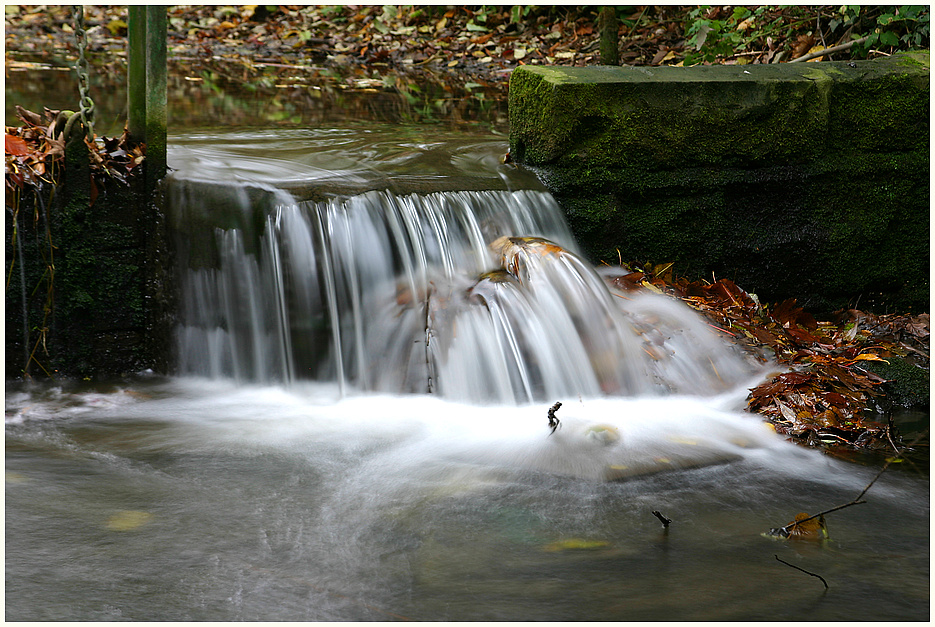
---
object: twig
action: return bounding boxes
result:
[772,429,928,535]
[424,281,435,394]
[773,501,865,537]
[775,555,829,590]
[652,510,672,528]
[788,35,868,63]
[854,429,928,502]
[547,401,561,435]
[816,13,828,50]
[884,417,900,457]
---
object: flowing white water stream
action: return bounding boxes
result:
[173,186,763,404]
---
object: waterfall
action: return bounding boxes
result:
[171,184,760,402]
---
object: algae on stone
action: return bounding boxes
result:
[509,54,930,313]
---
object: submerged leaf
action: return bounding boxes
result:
[545,538,610,552]
[106,510,154,531]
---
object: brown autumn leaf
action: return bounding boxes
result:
[785,512,828,540]
[5,134,29,156]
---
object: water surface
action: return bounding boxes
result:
[5,377,929,621]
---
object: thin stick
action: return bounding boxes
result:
[652,510,671,528]
[424,282,435,394]
[776,429,928,533]
[775,555,829,589]
[788,35,868,63]
[547,401,562,435]
[854,429,928,502]
[779,501,866,534]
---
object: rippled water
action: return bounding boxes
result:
[166,126,517,185]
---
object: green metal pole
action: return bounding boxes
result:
[127,6,147,144]
[144,5,167,186]
[127,6,167,190]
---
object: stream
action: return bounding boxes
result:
[5,126,929,621]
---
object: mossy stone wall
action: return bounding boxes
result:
[509,53,930,313]
[5,137,173,380]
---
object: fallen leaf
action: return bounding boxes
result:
[106,510,153,531]
[851,353,889,363]
[784,512,828,540]
[545,538,610,552]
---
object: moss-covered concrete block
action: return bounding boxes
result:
[6,132,172,380]
[510,53,930,313]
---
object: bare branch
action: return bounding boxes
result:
[775,555,829,590]
[788,35,868,63]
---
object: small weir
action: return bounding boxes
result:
[166,130,760,402]
[6,129,929,621]
[170,185,758,402]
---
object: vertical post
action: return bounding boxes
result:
[127,5,167,193]
[127,6,172,378]
[127,6,146,143]
[144,5,167,188]
[599,6,619,66]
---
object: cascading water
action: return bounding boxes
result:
[172,185,763,404]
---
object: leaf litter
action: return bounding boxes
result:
[605,260,929,456]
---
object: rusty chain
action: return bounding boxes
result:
[69,5,95,142]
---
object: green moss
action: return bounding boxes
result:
[509,57,928,313]
[863,357,930,409]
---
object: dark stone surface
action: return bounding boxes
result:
[5,135,173,380]
[509,53,930,314]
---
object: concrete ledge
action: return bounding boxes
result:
[509,53,930,313]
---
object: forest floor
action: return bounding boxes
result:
[6,5,923,102]
[6,6,927,129]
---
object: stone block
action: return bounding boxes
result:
[509,53,930,313]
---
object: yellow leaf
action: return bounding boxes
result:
[852,353,889,363]
[640,280,663,294]
[106,19,127,36]
[106,510,153,531]
[806,45,825,62]
[545,538,610,552]
[666,436,698,445]
[785,512,828,540]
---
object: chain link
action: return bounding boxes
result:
[71,5,95,141]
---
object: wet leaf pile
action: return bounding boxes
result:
[606,262,929,453]
[5,105,143,207]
